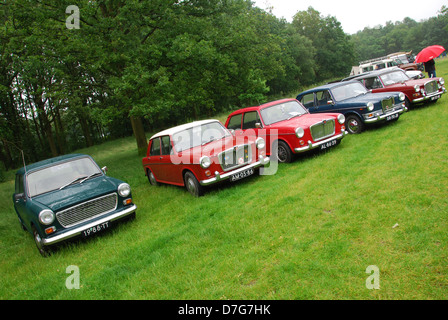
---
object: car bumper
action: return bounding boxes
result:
[294,131,347,153]
[364,107,407,124]
[200,156,270,186]
[42,204,137,246]
[412,90,445,103]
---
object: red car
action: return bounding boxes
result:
[142,119,270,196]
[349,68,446,107]
[224,99,347,163]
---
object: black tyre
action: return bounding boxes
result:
[273,140,293,163]
[32,226,51,257]
[184,171,204,197]
[346,114,364,134]
[147,169,159,186]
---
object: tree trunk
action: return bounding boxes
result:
[130,115,147,156]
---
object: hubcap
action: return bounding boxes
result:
[278,146,287,163]
[186,177,196,194]
[348,119,359,133]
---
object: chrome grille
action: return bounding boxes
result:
[381,97,395,113]
[310,119,335,142]
[56,193,118,228]
[219,144,252,172]
[425,80,438,94]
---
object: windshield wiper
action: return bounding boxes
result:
[202,138,217,146]
[287,113,302,120]
[59,175,88,190]
[80,172,102,184]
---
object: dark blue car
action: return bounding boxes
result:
[296,81,407,134]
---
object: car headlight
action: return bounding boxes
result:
[414,85,421,93]
[200,156,211,169]
[439,78,445,85]
[337,114,345,125]
[295,127,304,138]
[118,183,131,197]
[367,102,374,111]
[255,137,266,149]
[399,92,405,101]
[39,209,55,225]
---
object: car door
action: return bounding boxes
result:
[146,137,163,180]
[314,90,334,113]
[13,173,30,228]
[300,92,318,113]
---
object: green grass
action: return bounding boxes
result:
[1,58,448,300]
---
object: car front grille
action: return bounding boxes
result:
[310,119,335,142]
[219,144,252,172]
[425,80,438,94]
[56,193,118,228]
[381,97,395,113]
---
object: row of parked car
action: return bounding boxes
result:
[13,67,446,256]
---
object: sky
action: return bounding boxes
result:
[252,0,447,34]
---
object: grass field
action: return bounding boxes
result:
[1,58,447,300]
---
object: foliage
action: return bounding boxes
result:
[351,10,448,62]
[1,1,447,168]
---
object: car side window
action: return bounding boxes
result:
[242,111,261,130]
[15,174,24,194]
[364,77,382,89]
[301,93,315,109]
[161,136,172,155]
[149,138,161,156]
[227,114,242,130]
[316,90,332,106]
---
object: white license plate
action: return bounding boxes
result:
[82,221,110,238]
[386,113,399,121]
[320,139,337,150]
[230,168,254,182]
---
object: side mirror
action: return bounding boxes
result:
[14,193,25,203]
[327,100,334,105]
[102,166,108,175]
[255,123,262,129]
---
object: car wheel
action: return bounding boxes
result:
[147,169,159,186]
[184,171,204,197]
[346,115,364,134]
[273,140,293,163]
[32,226,51,257]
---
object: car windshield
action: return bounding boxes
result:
[331,82,368,101]
[27,157,102,197]
[172,121,231,153]
[380,70,410,85]
[260,100,308,125]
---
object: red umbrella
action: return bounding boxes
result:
[414,45,445,63]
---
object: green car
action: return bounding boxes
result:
[13,154,137,257]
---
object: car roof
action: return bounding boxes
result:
[149,119,222,140]
[227,98,298,117]
[16,154,90,176]
[298,80,360,95]
[348,67,405,80]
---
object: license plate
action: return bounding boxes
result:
[320,139,337,150]
[81,221,110,238]
[431,95,440,101]
[230,168,254,182]
[386,113,399,121]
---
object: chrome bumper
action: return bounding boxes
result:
[364,107,407,124]
[200,156,270,186]
[294,131,347,153]
[413,90,445,103]
[43,204,137,246]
